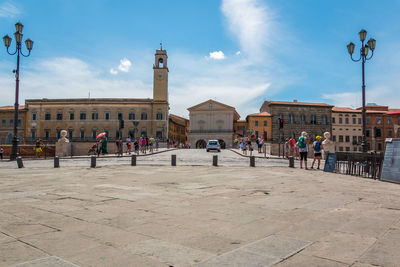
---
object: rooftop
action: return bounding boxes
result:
[0,105,26,111]
[264,100,333,107]
[169,114,188,127]
[247,112,272,117]
[25,98,160,104]
[332,107,361,113]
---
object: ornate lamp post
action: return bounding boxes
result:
[347,29,376,153]
[3,22,34,160]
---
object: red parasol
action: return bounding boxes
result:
[96,132,106,139]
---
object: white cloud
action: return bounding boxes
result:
[236,51,241,55]
[109,68,118,75]
[0,1,20,17]
[209,51,225,60]
[221,0,274,60]
[118,58,132,72]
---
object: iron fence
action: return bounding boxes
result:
[335,152,384,179]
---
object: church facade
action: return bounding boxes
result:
[23,48,169,142]
[188,100,240,149]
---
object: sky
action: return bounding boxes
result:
[0,0,400,119]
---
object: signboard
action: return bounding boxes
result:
[381,139,400,183]
[323,152,337,173]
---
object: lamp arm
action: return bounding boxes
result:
[365,50,374,61]
[350,53,362,62]
[20,49,31,57]
[5,46,17,56]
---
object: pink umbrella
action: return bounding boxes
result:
[96,132,106,139]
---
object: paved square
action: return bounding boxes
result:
[1,152,400,266]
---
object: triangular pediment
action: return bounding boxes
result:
[187,99,235,112]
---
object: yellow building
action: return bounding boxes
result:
[168,114,189,145]
[23,48,169,142]
[0,106,27,144]
[246,112,272,141]
[233,120,248,140]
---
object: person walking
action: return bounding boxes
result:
[297,132,309,169]
[140,136,146,154]
[35,139,43,158]
[100,136,108,155]
[134,138,139,155]
[311,136,323,169]
[0,146,4,160]
[285,138,290,158]
[126,137,132,155]
[289,136,295,157]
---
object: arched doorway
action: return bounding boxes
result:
[196,139,207,149]
[218,139,226,149]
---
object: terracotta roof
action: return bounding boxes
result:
[0,105,26,110]
[386,111,400,115]
[264,100,333,107]
[169,114,188,127]
[247,112,272,117]
[235,120,247,123]
[332,107,361,113]
[25,98,157,104]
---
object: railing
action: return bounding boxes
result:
[335,152,384,179]
[190,130,233,133]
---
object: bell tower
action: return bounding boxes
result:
[153,47,168,102]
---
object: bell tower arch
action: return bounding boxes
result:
[153,46,168,102]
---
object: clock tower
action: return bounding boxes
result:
[153,48,168,102]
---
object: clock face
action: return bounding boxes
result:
[157,73,164,80]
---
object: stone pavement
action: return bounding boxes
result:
[1,153,400,266]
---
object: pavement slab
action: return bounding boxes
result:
[14,256,79,267]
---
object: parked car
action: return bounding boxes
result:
[206,140,221,152]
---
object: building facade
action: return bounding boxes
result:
[168,114,189,145]
[233,120,248,140]
[332,107,362,152]
[260,100,333,143]
[188,99,240,148]
[0,106,26,145]
[24,48,169,142]
[246,112,272,141]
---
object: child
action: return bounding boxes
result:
[311,136,323,169]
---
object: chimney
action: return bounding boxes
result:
[293,100,298,103]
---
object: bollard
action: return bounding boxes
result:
[213,155,218,166]
[171,154,176,166]
[131,155,136,166]
[250,156,255,167]
[54,156,60,168]
[289,156,294,168]
[16,156,24,168]
[90,156,96,168]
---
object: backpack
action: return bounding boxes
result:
[298,136,306,149]
[314,141,321,152]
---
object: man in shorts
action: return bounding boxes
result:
[311,136,323,169]
[297,132,309,169]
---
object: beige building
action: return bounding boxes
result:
[0,106,27,145]
[331,107,362,152]
[24,48,169,142]
[188,99,240,149]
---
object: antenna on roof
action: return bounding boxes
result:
[160,41,163,50]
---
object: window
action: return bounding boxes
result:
[156,112,163,120]
[69,112,74,120]
[376,118,382,125]
[80,112,86,120]
[18,119,21,127]
[45,129,50,139]
[300,114,306,124]
[387,118,392,125]
[289,114,294,124]
[45,113,51,120]
[263,121,267,126]
[339,117,343,124]
[56,112,63,120]
[140,128,147,136]
[333,135,336,142]
[31,129,36,139]
[92,129,97,139]
[92,112,98,120]
[129,112,135,120]
[141,112,147,120]
[255,131,259,137]
[332,117,336,124]
[321,115,327,125]
[105,112,110,120]
[117,112,123,120]
[345,117,349,124]
[346,147,350,152]
[375,128,382,138]
[255,120,259,126]
[32,113,37,121]
[10,119,14,127]
[0,137,4,144]
[358,136,362,143]
[339,147,344,151]
[156,130,163,139]
[345,136,350,142]
[310,114,316,124]
[378,143,382,151]
[366,117,370,124]
[353,118,356,124]
[68,129,73,140]
[80,129,85,139]
[358,118,361,124]
[388,129,393,138]
[352,136,357,144]
[1,119,5,127]
[339,135,344,142]
[366,130,370,137]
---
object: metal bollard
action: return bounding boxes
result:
[54,156,60,168]
[213,155,218,166]
[90,156,96,168]
[131,155,136,166]
[16,156,24,168]
[171,154,176,166]
[250,156,255,167]
[289,156,294,168]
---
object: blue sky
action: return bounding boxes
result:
[1,0,399,118]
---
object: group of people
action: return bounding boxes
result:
[235,137,265,156]
[90,136,160,157]
[285,132,324,170]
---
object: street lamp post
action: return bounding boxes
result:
[3,22,33,160]
[347,29,376,153]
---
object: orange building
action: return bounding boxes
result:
[233,120,248,140]
[168,114,189,145]
[246,112,272,141]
